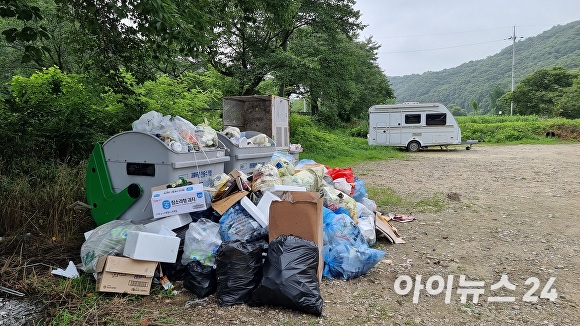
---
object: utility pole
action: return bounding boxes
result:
[507,26,523,116]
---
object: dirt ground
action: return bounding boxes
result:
[115,143,578,326]
[3,143,579,325]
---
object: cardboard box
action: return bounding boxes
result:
[95,256,157,295]
[268,191,324,280]
[151,182,206,219]
[123,231,181,263]
[256,191,281,218]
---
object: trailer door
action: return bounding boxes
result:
[375,122,387,144]
[387,112,402,145]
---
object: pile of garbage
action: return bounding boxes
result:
[132,111,219,152]
[77,112,407,316]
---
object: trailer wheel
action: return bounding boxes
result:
[407,140,421,152]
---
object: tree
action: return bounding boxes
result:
[448,104,467,116]
[206,0,364,95]
[51,0,220,89]
[0,0,50,64]
[556,74,580,119]
[487,85,505,115]
[471,101,479,115]
[510,66,576,116]
[284,29,393,124]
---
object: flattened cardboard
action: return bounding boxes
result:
[95,256,157,295]
[211,191,248,215]
[269,191,324,280]
[375,212,406,244]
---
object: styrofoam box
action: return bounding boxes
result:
[143,214,193,234]
[256,191,281,223]
[123,231,180,263]
[241,196,268,228]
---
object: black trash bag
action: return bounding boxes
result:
[216,240,266,306]
[183,260,217,299]
[160,249,187,282]
[189,207,216,223]
[250,235,323,316]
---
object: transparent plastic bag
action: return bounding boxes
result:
[181,218,222,267]
[251,164,282,192]
[132,111,164,133]
[280,166,324,192]
[320,185,357,222]
[356,202,376,245]
[80,220,146,273]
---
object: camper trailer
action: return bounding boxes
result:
[367,102,476,151]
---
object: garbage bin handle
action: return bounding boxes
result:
[235,152,272,160]
[172,156,230,168]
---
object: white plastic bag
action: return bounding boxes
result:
[80,220,146,273]
[181,218,222,267]
[356,202,376,245]
[132,111,164,133]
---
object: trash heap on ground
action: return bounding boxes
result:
[78,110,407,316]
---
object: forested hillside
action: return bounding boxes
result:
[389,20,580,114]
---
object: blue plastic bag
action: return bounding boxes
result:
[219,203,267,242]
[322,207,367,248]
[321,207,385,280]
[322,244,385,280]
[352,178,367,202]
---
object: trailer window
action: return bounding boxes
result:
[405,114,421,124]
[426,113,447,126]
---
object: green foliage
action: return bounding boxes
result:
[509,66,577,116]
[289,114,405,167]
[1,66,107,163]
[448,104,467,116]
[390,21,580,113]
[0,0,50,64]
[286,29,394,125]
[207,0,365,95]
[556,74,580,119]
[457,115,580,143]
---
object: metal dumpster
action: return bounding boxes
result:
[217,131,276,175]
[222,95,290,151]
[88,131,229,224]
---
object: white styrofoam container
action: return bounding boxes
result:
[241,196,268,228]
[256,191,281,221]
[143,214,192,234]
[123,231,180,263]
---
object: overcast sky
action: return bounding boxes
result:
[353,0,580,76]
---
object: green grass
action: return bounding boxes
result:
[290,114,406,167]
[457,115,580,143]
[366,186,446,213]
